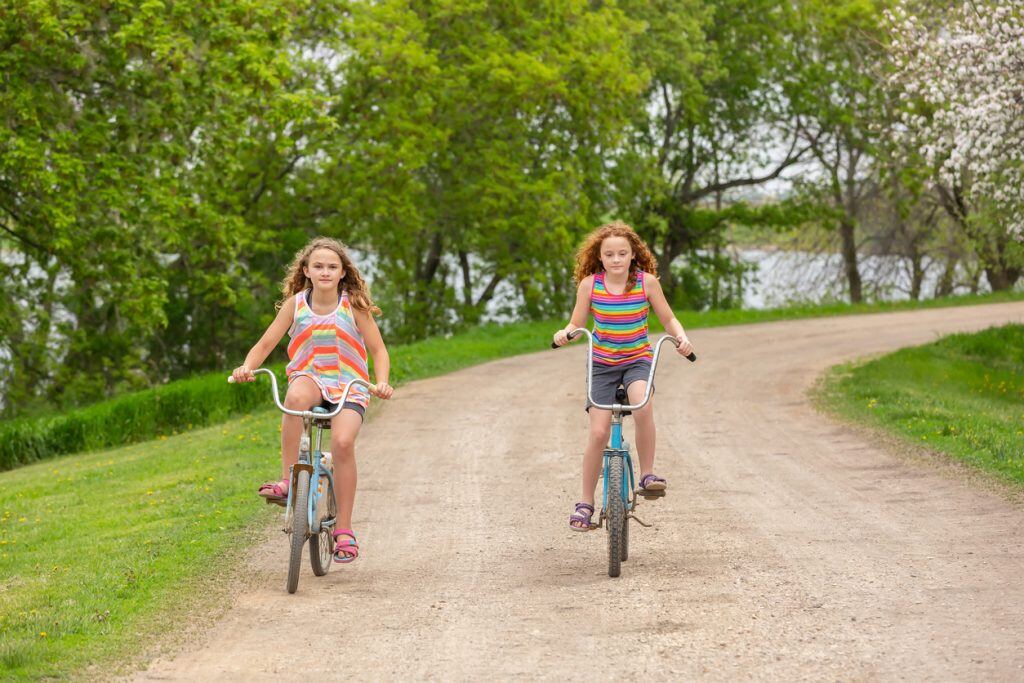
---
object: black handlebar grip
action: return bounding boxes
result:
[687,352,696,362]
[550,342,560,349]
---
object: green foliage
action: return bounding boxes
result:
[0,366,286,472]
[321,0,646,339]
[0,0,339,413]
[821,324,1024,485]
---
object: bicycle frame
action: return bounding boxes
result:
[232,368,373,533]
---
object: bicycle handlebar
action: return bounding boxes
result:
[228,368,376,419]
[551,328,695,412]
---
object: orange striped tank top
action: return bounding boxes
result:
[285,290,370,407]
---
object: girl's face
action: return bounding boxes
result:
[599,236,633,276]
[304,248,345,291]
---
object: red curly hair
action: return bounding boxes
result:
[573,221,658,288]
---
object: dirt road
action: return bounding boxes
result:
[136,303,1024,681]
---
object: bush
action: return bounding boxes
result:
[0,365,286,471]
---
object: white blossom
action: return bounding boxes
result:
[887,0,1024,238]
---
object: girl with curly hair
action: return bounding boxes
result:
[232,236,393,563]
[552,221,695,531]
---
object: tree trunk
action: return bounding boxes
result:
[910,255,924,301]
[838,217,862,303]
[985,265,1021,292]
[934,255,957,298]
[458,250,473,307]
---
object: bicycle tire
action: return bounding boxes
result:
[606,454,624,577]
[286,469,311,594]
[309,474,336,577]
[621,511,630,562]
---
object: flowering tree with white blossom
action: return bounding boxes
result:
[887,0,1023,289]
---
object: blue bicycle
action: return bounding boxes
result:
[555,329,695,577]
[230,368,373,593]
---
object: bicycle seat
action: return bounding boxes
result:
[311,400,334,425]
[615,387,632,416]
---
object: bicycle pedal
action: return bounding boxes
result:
[265,497,287,507]
[636,488,666,500]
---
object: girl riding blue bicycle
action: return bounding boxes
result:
[552,221,695,531]
[232,236,394,563]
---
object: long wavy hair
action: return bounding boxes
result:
[572,221,658,288]
[279,237,380,315]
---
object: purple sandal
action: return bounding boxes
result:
[639,473,667,493]
[569,502,595,531]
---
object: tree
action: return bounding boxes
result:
[0,1,336,411]
[887,0,1024,290]
[314,0,645,339]
[612,0,810,304]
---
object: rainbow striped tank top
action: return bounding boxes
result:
[590,270,652,366]
[285,290,370,407]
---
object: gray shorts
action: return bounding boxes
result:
[318,399,365,421]
[585,359,653,411]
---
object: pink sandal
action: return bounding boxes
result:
[333,529,359,563]
[257,479,289,500]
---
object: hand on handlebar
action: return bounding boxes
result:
[674,334,695,359]
[552,327,578,348]
[231,365,256,383]
[371,381,394,400]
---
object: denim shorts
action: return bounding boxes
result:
[585,359,653,411]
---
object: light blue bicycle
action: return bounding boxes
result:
[555,328,695,577]
[230,368,373,593]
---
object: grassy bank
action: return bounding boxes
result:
[818,324,1024,486]
[0,412,282,679]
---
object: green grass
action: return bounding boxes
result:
[0,412,281,680]
[1,290,1023,679]
[819,324,1024,486]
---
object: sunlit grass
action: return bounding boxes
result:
[819,324,1024,485]
[0,411,281,679]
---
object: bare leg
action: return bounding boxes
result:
[330,409,364,531]
[280,376,322,482]
[626,380,656,477]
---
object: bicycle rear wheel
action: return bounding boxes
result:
[606,454,624,577]
[309,474,336,577]
[286,468,311,594]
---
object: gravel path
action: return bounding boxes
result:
[135,302,1024,681]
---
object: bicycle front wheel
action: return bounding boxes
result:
[621,511,630,562]
[606,455,624,578]
[286,468,311,594]
[309,474,336,577]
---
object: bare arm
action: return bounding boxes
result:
[231,298,296,382]
[354,308,393,399]
[552,276,593,346]
[645,276,695,357]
